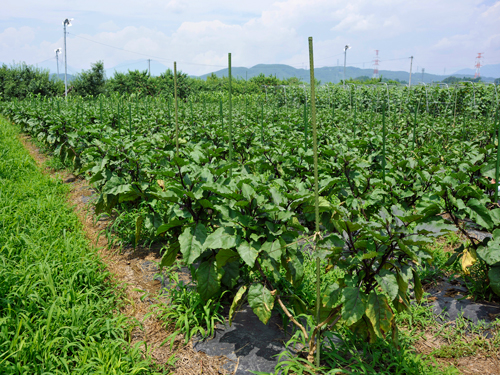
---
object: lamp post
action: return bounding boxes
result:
[343,44,350,86]
[54,48,61,77]
[62,18,73,99]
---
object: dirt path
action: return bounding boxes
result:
[18,134,229,375]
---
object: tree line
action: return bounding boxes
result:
[0,61,306,101]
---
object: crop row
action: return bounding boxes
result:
[2,90,499,360]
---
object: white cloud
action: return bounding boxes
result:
[98,21,120,32]
[0,27,35,49]
[1,0,499,76]
[165,0,187,13]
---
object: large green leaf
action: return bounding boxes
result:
[341,287,366,326]
[204,227,239,250]
[221,260,239,288]
[237,241,260,268]
[397,239,418,262]
[215,248,239,269]
[322,282,341,309]
[351,316,377,344]
[412,269,423,303]
[160,241,180,269]
[284,250,304,286]
[241,183,256,201]
[248,283,275,325]
[365,291,393,339]
[374,270,399,301]
[477,236,500,267]
[488,267,500,297]
[269,187,284,206]
[465,198,494,230]
[156,219,185,236]
[196,259,221,301]
[179,223,207,264]
[261,239,282,261]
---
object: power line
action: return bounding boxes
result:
[314,52,345,63]
[348,56,411,67]
[68,32,226,68]
[34,56,56,65]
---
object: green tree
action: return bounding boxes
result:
[71,61,106,97]
[0,62,63,100]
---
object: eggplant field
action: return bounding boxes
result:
[1,81,500,373]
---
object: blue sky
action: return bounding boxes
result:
[1,0,499,76]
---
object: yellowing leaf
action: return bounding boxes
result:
[461,248,477,275]
[229,285,247,325]
[248,283,274,324]
[365,291,393,339]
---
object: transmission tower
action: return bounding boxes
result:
[474,53,483,79]
[373,50,380,79]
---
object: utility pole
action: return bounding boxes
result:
[343,44,350,85]
[63,18,72,99]
[148,59,151,76]
[64,21,68,98]
[55,48,61,77]
[408,56,413,88]
[421,68,425,83]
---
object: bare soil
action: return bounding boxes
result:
[411,329,500,374]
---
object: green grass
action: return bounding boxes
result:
[152,263,226,348]
[0,117,159,374]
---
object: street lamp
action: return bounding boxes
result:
[343,44,351,86]
[54,48,61,77]
[62,18,73,99]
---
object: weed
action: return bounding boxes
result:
[151,264,226,348]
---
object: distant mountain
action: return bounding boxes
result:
[50,73,76,82]
[453,63,500,79]
[3,60,498,84]
[196,63,497,84]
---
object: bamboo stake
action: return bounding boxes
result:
[228,53,233,177]
[220,98,224,131]
[174,62,179,156]
[308,36,321,368]
[261,101,264,144]
[495,108,500,202]
[129,102,132,140]
[382,102,386,183]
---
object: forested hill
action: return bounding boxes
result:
[197,63,498,84]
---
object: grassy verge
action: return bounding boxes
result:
[0,116,158,374]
